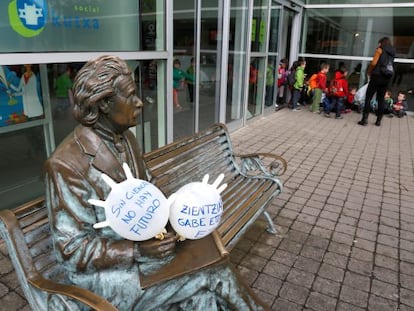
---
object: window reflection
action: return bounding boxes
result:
[0,126,46,209]
[247,57,265,118]
[305,7,414,59]
[226,1,249,124]
[141,0,164,51]
[305,58,414,111]
[136,59,164,152]
[251,0,268,53]
[48,63,81,145]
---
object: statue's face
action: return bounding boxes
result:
[106,75,143,132]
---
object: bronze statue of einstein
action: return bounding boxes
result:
[45,55,267,310]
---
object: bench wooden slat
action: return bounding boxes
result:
[149,164,237,197]
[42,265,65,281]
[29,232,53,258]
[220,184,280,247]
[146,136,230,173]
[144,124,227,166]
[24,218,49,242]
[13,197,45,216]
[17,206,48,230]
[146,135,236,195]
[219,180,274,233]
[34,252,59,275]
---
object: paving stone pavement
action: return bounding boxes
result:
[1,108,414,310]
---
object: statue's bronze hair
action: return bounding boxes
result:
[72,55,131,126]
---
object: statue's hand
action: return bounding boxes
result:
[154,228,168,240]
[137,231,176,259]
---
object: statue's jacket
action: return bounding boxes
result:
[45,125,147,309]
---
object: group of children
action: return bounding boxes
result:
[279,59,409,119]
[356,89,409,118]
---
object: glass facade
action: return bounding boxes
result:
[0,0,167,210]
[1,0,414,210]
[302,4,414,112]
[304,7,414,58]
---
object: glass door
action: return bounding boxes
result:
[172,0,223,139]
[265,3,281,109]
[225,0,249,126]
[273,3,301,109]
[247,0,269,120]
[173,1,196,140]
[198,0,222,132]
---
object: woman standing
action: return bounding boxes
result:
[358,37,396,126]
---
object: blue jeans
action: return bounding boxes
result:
[291,88,301,109]
[330,96,344,117]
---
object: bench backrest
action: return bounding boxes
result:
[144,123,276,250]
[143,123,239,196]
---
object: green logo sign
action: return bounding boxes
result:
[8,0,48,38]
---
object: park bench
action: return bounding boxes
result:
[0,122,286,310]
[143,123,286,250]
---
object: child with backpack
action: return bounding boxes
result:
[326,67,349,119]
[309,62,330,113]
[291,60,306,111]
[278,61,297,110]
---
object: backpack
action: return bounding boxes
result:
[287,70,296,86]
[308,74,319,89]
[379,52,394,78]
[330,79,345,97]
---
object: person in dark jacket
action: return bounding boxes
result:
[358,37,396,126]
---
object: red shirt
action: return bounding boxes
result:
[317,72,327,90]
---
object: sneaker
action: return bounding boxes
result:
[292,108,301,112]
[324,113,331,118]
[387,114,394,118]
[335,115,343,119]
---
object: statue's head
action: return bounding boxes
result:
[72,55,143,132]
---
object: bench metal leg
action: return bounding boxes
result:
[263,211,277,234]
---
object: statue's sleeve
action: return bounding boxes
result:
[45,159,135,273]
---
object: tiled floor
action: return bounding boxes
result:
[1,107,414,310]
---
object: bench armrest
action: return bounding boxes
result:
[234,152,287,177]
[29,273,118,311]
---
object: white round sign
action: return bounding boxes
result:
[90,164,169,241]
[169,182,223,240]
[104,178,169,241]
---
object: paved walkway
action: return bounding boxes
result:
[1,108,414,310]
